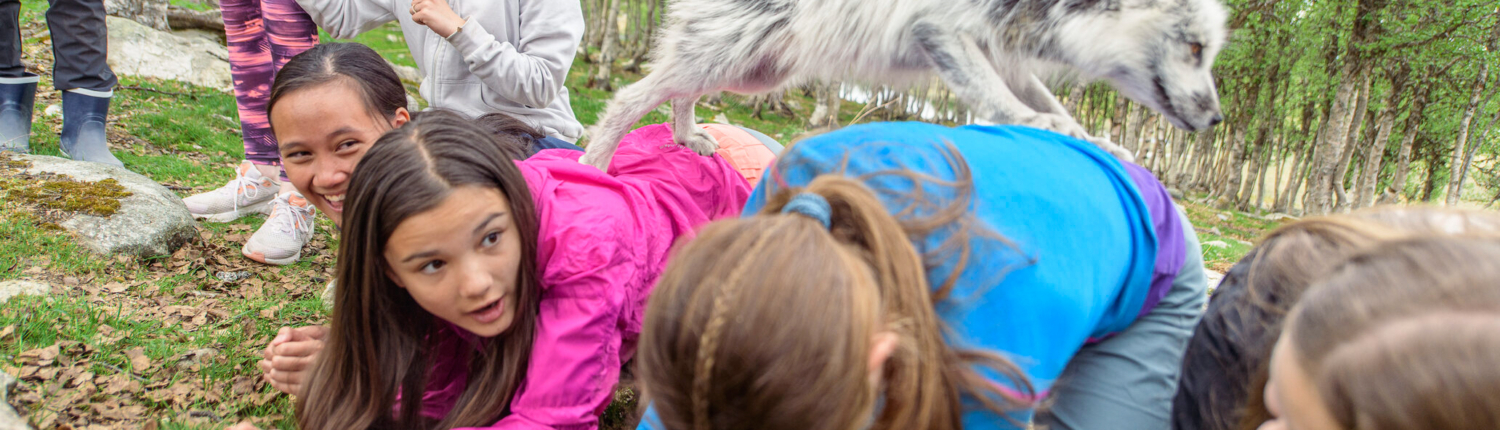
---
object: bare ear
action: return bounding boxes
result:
[868,331,901,386]
[390,107,411,128]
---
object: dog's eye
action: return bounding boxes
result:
[1190,42,1204,60]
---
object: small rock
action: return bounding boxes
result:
[12,154,199,258]
[1204,269,1225,287]
[42,103,60,118]
[1266,213,1298,222]
[1167,187,1185,200]
[1216,213,1231,221]
[106,16,232,89]
[0,280,48,304]
[1202,240,1229,249]
[1208,227,1224,236]
[387,60,422,85]
[214,271,252,283]
[712,113,730,125]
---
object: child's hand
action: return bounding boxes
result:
[409,0,465,38]
[258,325,329,397]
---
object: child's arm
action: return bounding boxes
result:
[295,0,397,39]
[443,0,584,109]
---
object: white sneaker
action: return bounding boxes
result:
[243,192,315,265]
[183,161,278,222]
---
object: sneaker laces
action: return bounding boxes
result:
[266,193,314,236]
[220,165,274,218]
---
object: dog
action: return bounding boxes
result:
[578,0,1229,171]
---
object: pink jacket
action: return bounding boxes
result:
[418,124,753,429]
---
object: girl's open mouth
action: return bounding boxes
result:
[470,297,505,324]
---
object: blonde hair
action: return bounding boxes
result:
[638,175,1029,430]
[1285,237,1500,430]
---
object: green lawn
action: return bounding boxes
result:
[1,12,1263,430]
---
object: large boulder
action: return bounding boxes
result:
[6,154,198,258]
[0,371,28,430]
[106,16,232,90]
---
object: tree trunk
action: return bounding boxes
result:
[1454,111,1499,206]
[1308,61,1362,214]
[589,0,623,90]
[1332,70,1372,213]
[166,5,223,32]
[1445,62,1489,206]
[1355,105,1396,208]
[1381,83,1429,204]
[809,82,842,129]
[106,0,171,31]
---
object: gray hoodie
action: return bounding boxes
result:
[297,0,585,141]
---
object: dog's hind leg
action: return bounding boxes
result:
[1010,73,1136,162]
[669,95,719,156]
[580,72,677,171]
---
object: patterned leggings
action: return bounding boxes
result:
[222,0,318,179]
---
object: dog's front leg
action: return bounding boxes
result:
[912,24,1043,127]
[670,95,719,156]
[1009,73,1137,162]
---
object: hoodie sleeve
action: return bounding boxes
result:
[294,0,396,39]
[451,167,635,430]
[444,0,584,108]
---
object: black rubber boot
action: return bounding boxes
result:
[0,73,36,153]
[59,90,123,167]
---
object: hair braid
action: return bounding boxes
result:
[692,221,793,430]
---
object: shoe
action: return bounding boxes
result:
[243,192,315,266]
[183,161,279,222]
[59,90,123,167]
[0,73,37,153]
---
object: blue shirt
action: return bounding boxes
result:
[641,123,1158,429]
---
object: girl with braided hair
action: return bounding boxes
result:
[638,122,1207,430]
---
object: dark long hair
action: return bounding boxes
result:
[267,42,407,128]
[296,110,543,430]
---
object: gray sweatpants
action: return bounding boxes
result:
[0,0,116,91]
[1035,207,1209,430]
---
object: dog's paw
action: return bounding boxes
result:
[1087,136,1137,163]
[677,127,720,156]
[1017,113,1090,140]
[578,151,610,172]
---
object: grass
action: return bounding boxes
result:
[2,9,1268,430]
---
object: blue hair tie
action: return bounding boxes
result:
[782,192,832,229]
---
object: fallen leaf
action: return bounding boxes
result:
[0,325,13,340]
[124,348,151,371]
[103,282,128,293]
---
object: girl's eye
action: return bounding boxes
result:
[284,151,311,160]
[337,140,361,151]
[420,260,446,274]
[481,231,501,247]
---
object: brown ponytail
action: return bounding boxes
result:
[639,174,1030,430]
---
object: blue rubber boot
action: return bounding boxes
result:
[0,73,37,153]
[59,90,123,167]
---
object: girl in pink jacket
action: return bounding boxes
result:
[278,109,750,430]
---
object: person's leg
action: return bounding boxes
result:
[0,0,32,152]
[0,0,24,78]
[183,0,282,221]
[238,0,319,265]
[1034,210,1208,430]
[47,0,120,166]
